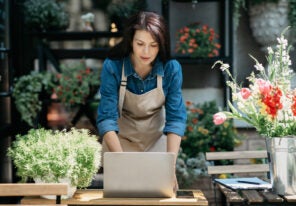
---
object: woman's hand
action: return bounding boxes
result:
[167,133,181,194]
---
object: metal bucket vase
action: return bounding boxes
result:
[265,137,296,195]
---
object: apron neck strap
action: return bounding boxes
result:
[119,64,127,117]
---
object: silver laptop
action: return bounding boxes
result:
[103,152,175,198]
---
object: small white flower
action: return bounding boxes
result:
[81,12,94,22]
[267,47,273,54]
[254,63,264,71]
[220,63,230,71]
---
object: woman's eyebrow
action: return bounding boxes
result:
[134,38,157,44]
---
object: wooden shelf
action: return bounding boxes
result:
[30,31,122,41]
[174,56,231,65]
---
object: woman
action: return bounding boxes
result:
[96,11,187,187]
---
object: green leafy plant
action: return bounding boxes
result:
[174,22,221,58]
[106,0,147,30]
[12,71,53,127]
[176,151,209,187]
[176,101,241,187]
[12,60,100,127]
[7,127,102,188]
[23,0,70,31]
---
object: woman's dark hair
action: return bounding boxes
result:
[107,11,171,62]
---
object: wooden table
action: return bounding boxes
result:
[21,189,208,206]
[218,185,296,205]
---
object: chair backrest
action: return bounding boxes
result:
[205,150,269,177]
[0,183,68,204]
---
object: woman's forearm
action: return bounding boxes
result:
[167,133,181,161]
[103,131,123,152]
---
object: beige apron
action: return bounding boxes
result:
[102,65,166,153]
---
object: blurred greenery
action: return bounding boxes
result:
[181,101,242,157]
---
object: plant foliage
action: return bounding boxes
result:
[7,128,102,188]
[182,101,241,157]
[175,22,221,58]
[53,61,100,107]
[12,60,100,127]
[12,71,53,127]
[23,0,69,31]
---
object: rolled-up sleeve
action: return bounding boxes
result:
[96,59,121,137]
[163,60,187,137]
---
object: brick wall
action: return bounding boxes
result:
[235,128,266,151]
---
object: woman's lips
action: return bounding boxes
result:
[140,56,150,61]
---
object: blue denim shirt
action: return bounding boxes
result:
[96,57,187,138]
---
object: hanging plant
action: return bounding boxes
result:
[12,71,53,127]
[12,60,101,127]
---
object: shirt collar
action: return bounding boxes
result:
[123,57,164,78]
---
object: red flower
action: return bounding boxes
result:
[187,126,193,132]
[85,68,91,74]
[186,101,192,107]
[175,22,220,58]
[76,75,82,81]
[291,95,296,116]
[192,118,198,124]
[261,87,283,118]
[209,146,216,152]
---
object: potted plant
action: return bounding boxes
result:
[23,0,70,31]
[174,22,221,58]
[52,60,100,107]
[7,127,102,198]
[106,0,147,31]
[12,71,54,127]
[12,60,100,127]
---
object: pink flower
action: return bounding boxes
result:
[213,112,227,125]
[256,78,272,95]
[240,88,251,99]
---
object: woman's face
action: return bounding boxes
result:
[132,30,159,66]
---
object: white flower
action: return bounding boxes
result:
[81,12,94,22]
[220,63,230,71]
[254,63,264,71]
[267,47,274,54]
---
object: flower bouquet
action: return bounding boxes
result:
[175,22,221,58]
[212,28,296,196]
[212,28,296,137]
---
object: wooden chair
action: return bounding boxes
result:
[205,150,270,206]
[0,183,68,205]
[206,150,269,177]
